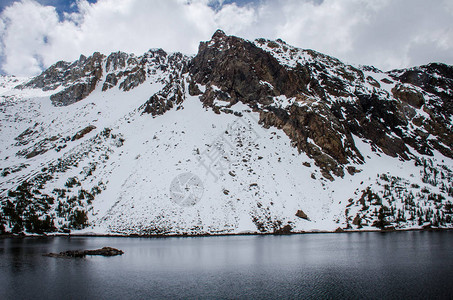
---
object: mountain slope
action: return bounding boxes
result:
[0,30,452,235]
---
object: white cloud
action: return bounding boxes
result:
[0,0,452,76]
[0,0,220,75]
[214,3,256,34]
[0,0,60,75]
[233,0,453,71]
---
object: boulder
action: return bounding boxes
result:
[392,84,425,108]
[295,209,309,220]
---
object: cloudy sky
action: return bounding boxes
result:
[1,0,452,76]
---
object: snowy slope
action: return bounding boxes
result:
[1,32,452,235]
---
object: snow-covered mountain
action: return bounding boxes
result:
[1,30,452,235]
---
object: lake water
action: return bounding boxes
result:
[1,231,452,299]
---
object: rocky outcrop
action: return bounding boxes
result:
[19,52,105,106]
[51,79,100,106]
[389,63,453,104]
[295,210,309,220]
[71,125,96,141]
[140,52,188,116]
[141,77,185,116]
[391,84,424,108]
[18,61,71,91]
[189,30,312,106]
[118,68,146,92]
[389,63,453,158]
[20,49,190,106]
[258,104,361,179]
[29,52,103,89]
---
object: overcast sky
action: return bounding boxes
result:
[1,0,452,76]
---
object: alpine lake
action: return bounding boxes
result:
[1,231,452,299]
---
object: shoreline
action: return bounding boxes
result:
[1,227,452,239]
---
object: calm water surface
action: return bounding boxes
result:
[1,231,452,299]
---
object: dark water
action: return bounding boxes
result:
[1,231,453,299]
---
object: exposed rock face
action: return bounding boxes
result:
[189,30,312,106]
[102,49,188,93]
[19,53,105,106]
[389,63,453,104]
[140,52,189,116]
[102,51,129,91]
[141,79,185,116]
[51,80,99,107]
[258,105,359,179]
[392,84,425,108]
[389,63,453,158]
[19,49,190,107]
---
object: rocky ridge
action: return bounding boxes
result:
[18,49,190,107]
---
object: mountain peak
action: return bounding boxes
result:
[212,29,226,39]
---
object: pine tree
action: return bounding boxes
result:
[0,212,5,234]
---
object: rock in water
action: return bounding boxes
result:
[44,247,124,258]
